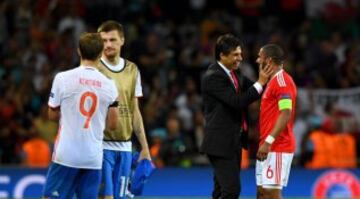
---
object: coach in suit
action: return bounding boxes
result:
[200,34,271,199]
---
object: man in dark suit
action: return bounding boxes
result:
[200,34,271,199]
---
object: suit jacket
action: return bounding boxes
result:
[200,62,261,158]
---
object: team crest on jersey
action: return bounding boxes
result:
[312,170,360,198]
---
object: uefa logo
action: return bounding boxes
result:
[312,170,360,198]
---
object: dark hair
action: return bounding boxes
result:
[215,34,241,61]
[78,32,104,61]
[261,44,285,65]
[97,20,124,37]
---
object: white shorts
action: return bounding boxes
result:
[256,152,294,189]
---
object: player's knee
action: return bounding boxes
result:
[262,188,281,199]
[257,186,265,199]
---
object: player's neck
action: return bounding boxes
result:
[103,56,120,66]
[80,60,98,69]
[271,67,282,78]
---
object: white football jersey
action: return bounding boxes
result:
[48,66,118,169]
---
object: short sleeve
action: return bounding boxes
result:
[48,74,62,108]
[275,86,293,110]
[134,70,143,97]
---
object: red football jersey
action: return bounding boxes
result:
[259,70,297,152]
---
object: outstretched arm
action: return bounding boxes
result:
[202,63,271,111]
[133,98,151,161]
[203,73,262,111]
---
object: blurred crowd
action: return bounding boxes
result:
[0,0,359,168]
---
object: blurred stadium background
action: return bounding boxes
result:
[0,0,359,198]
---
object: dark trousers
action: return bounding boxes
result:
[208,151,242,199]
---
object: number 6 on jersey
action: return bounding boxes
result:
[79,91,98,129]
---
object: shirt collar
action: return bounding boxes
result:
[217,61,231,77]
[101,57,125,72]
[80,65,98,71]
[271,69,284,80]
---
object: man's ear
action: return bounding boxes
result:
[120,36,125,45]
[267,57,272,66]
[219,52,225,60]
